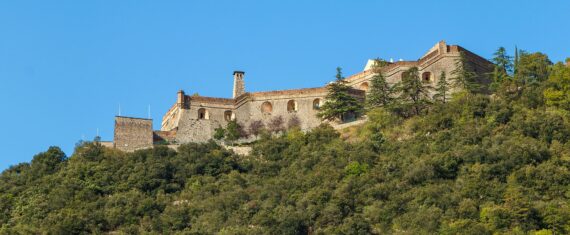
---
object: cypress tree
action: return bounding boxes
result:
[433,71,450,103]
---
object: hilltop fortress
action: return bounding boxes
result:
[111,41,494,151]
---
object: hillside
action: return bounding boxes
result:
[1,55,570,234]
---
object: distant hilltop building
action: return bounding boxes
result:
[111,41,494,151]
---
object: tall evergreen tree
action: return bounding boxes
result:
[433,71,450,103]
[393,67,432,116]
[450,51,479,93]
[490,47,514,91]
[492,47,513,74]
[318,67,363,122]
[366,59,392,108]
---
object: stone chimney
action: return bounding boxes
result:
[233,71,245,98]
[177,90,186,108]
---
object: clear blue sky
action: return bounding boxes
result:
[1,1,569,171]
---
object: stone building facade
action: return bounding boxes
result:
[112,41,494,151]
[345,41,494,95]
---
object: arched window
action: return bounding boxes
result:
[313,98,322,110]
[359,82,369,91]
[287,100,298,112]
[198,108,209,120]
[261,101,273,114]
[422,72,432,82]
[224,110,234,121]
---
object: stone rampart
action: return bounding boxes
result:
[161,104,181,131]
[114,116,153,151]
[153,130,177,143]
[176,110,223,143]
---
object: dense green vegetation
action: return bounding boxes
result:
[1,49,570,234]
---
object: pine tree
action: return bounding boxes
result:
[450,51,479,93]
[490,47,513,88]
[492,47,513,74]
[393,67,432,116]
[433,71,450,103]
[366,59,393,108]
[318,67,364,122]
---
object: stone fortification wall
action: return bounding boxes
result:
[153,130,177,143]
[346,41,494,97]
[99,141,114,148]
[114,116,153,151]
[416,54,463,96]
[172,95,240,143]
[251,87,327,98]
[161,90,188,131]
[176,109,222,143]
[189,96,234,105]
[156,40,493,145]
[172,86,366,142]
[244,88,330,131]
[458,47,495,90]
[188,98,234,125]
[234,94,252,123]
[161,104,181,131]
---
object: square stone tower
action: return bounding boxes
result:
[113,116,153,151]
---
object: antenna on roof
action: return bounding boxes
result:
[96,128,99,137]
[118,103,122,116]
[148,104,151,119]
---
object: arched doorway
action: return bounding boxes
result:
[224,110,234,121]
[360,82,369,91]
[197,108,209,120]
[313,98,322,110]
[422,72,432,82]
[261,101,273,114]
[287,100,298,112]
